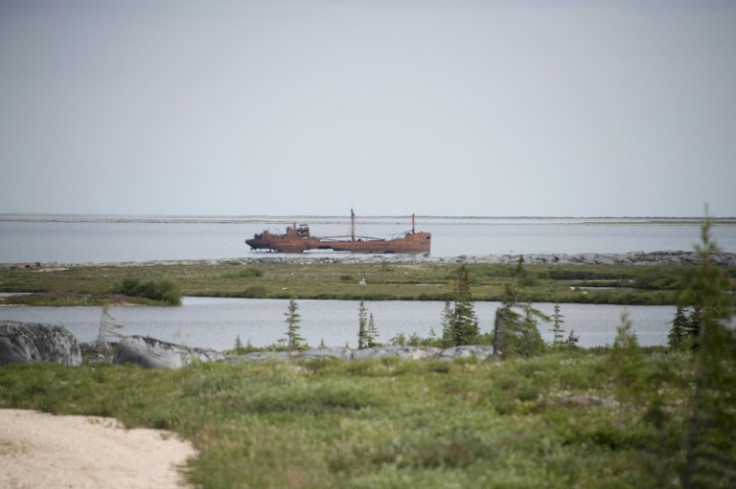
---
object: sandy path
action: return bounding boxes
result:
[0,409,196,489]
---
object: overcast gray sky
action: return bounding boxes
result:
[1,0,735,217]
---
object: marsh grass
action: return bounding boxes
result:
[0,350,693,488]
[1,261,717,305]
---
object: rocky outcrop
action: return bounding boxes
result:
[0,321,82,366]
[113,335,224,369]
[301,347,353,360]
[226,345,497,363]
[351,345,441,361]
[8,250,734,270]
[439,345,495,360]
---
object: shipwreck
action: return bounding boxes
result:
[245,210,431,254]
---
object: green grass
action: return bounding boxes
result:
[2,261,728,305]
[0,350,694,488]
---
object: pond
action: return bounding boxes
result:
[0,298,675,351]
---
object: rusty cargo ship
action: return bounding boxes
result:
[246,211,431,254]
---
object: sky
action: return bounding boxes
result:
[1,0,735,217]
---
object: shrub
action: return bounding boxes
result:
[111,277,181,305]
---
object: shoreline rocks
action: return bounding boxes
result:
[113,335,224,369]
[0,321,82,366]
[3,250,733,270]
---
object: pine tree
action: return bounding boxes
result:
[450,265,479,345]
[493,257,549,357]
[357,300,369,349]
[550,303,565,347]
[667,304,689,351]
[283,296,304,351]
[518,302,546,357]
[440,300,454,347]
[367,313,379,347]
[96,303,123,356]
[609,312,643,426]
[682,215,736,489]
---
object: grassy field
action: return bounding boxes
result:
[2,260,725,305]
[0,349,695,489]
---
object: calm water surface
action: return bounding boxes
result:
[1,216,735,263]
[0,297,675,350]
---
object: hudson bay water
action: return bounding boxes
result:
[1,215,733,349]
[1,215,735,263]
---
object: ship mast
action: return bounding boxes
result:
[351,208,355,241]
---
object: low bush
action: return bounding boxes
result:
[111,277,181,305]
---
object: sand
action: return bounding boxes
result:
[0,409,196,489]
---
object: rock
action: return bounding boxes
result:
[227,351,294,363]
[0,321,82,366]
[113,335,224,369]
[301,347,353,360]
[351,346,441,361]
[439,345,495,360]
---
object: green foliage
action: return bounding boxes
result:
[550,303,565,347]
[449,265,479,345]
[111,277,181,305]
[493,257,550,357]
[284,297,305,351]
[681,216,736,489]
[609,313,643,424]
[668,305,690,350]
[0,350,697,489]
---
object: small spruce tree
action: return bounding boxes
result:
[682,214,736,489]
[550,303,565,347]
[367,313,379,347]
[357,300,369,349]
[451,265,479,345]
[493,257,549,357]
[667,304,689,351]
[440,300,454,347]
[283,296,304,351]
[96,303,123,356]
[609,312,643,426]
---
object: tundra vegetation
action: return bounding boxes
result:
[0,219,734,488]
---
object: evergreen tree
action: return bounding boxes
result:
[440,300,454,347]
[357,300,369,349]
[518,302,546,357]
[96,303,123,355]
[682,215,736,489]
[686,306,703,350]
[609,312,643,426]
[451,265,479,345]
[667,304,689,351]
[493,257,549,357]
[550,303,565,347]
[367,313,379,347]
[234,334,244,352]
[283,296,304,351]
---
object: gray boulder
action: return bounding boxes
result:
[439,345,495,360]
[352,346,441,361]
[114,335,224,369]
[302,347,353,360]
[227,351,294,363]
[0,321,82,366]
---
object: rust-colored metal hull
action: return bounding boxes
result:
[246,214,431,254]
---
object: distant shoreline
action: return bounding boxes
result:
[1,215,733,226]
[4,250,735,268]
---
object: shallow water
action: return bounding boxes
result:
[0,297,675,350]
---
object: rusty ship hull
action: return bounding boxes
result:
[246,212,431,254]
